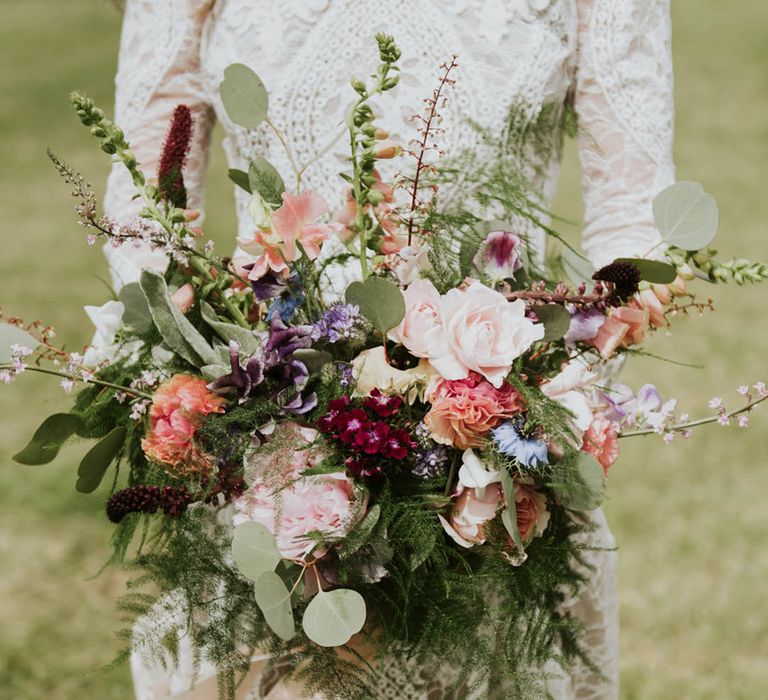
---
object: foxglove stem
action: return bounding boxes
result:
[618,394,768,438]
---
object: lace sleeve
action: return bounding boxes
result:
[574,0,675,268]
[103,0,215,290]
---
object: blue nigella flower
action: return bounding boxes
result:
[491,420,549,469]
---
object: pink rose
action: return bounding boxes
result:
[438,282,545,388]
[170,283,195,314]
[425,373,524,449]
[141,374,225,475]
[440,484,503,547]
[581,413,619,475]
[513,480,550,543]
[388,279,451,362]
[233,423,364,561]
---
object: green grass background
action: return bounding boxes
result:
[1,1,766,698]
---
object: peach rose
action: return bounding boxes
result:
[514,479,550,543]
[233,423,364,561]
[141,374,225,474]
[437,282,545,388]
[440,484,504,547]
[581,413,619,475]
[388,279,451,361]
[425,373,524,449]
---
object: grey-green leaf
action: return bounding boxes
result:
[200,301,261,355]
[254,571,295,641]
[140,271,219,368]
[342,504,380,558]
[615,258,678,284]
[231,521,281,581]
[13,413,83,465]
[302,588,366,647]
[220,63,269,129]
[551,453,606,512]
[499,468,523,551]
[345,277,405,333]
[118,283,153,334]
[0,323,39,363]
[533,304,571,343]
[228,168,252,193]
[561,247,595,286]
[292,349,333,375]
[249,157,285,209]
[653,181,719,251]
[76,426,127,493]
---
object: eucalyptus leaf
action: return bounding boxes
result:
[292,349,332,375]
[220,63,269,129]
[118,283,153,334]
[76,426,127,493]
[228,168,252,193]
[140,271,219,368]
[653,181,719,251]
[254,571,295,641]
[302,588,366,647]
[200,301,261,355]
[615,258,677,284]
[249,157,285,209]
[499,469,523,551]
[13,413,83,465]
[561,247,594,286]
[0,323,39,363]
[533,304,571,343]
[231,521,281,581]
[550,453,606,511]
[345,277,405,333]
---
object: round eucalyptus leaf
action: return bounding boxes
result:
[533,304,571,343]
[614,258,677,284]
[550,453,606,512]
[0,322,39,363]
[220,63,269,129]
[653,181,719,251]
[345,277,405,333]
[254,571,295,641]
[231,521,281,581]
[302,588,367,647]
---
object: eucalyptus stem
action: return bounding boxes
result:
[0,364,153,400]
[618,394,767,438]
[189,257,250,329]
[266,117,302,192]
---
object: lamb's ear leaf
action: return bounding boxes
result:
[13,413,83,465]
[550,452,606,511]
[118,283,153,333]
[220,63,269,129]
[200,301,260,355]
[76,426,127,493]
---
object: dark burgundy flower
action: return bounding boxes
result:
[157,104,193,209]
[354,421,390,454]
[382,427,415,460]
[364,388,403,417]
[336,409,370,444]
[346,456,382,480]
[318,396,352,434]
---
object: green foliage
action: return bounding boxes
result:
[75,426,126,493]
[227,168,251,193]
[533,304,571,343]
[0,322,39,362]
[344,277,405,333]
[302,588,366,647]
[219,63,269,129]
[13,412,83,465]
[249,156,285,209]
[615,257,677,284]
[118,283,153,334]
[653,180,719,251]
[254,571,295,641]
[231,521,281,580]
[548,453,606,512]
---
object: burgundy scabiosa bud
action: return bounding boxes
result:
[157,104,193,209]
[592,261,642,300]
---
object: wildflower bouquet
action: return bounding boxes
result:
[4,35,767,699]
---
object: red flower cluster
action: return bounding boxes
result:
[317,390,416,480]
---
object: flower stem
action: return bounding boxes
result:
[0,364,153,399]
[618,394,768,438]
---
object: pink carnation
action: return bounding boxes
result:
[141,374,225,475]
[233,424,364,561]
[425,373,524,449]
[581,413,620,475]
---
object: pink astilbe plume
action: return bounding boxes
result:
[157,104,193,209]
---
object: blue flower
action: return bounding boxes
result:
[312,303,364,343]
[491,420,549,469]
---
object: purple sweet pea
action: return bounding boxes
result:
[564,306,606,343]
[209,341,265,402]
[473,230,524,280]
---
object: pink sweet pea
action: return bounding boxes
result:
[236,190,342,281]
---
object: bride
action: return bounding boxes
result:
[104,1,675,698]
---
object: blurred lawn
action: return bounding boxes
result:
[1,1,767,699]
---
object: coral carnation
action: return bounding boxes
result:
[425,373,524,449]
[581,413,620,475]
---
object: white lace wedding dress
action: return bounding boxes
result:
[104,1,676,698]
